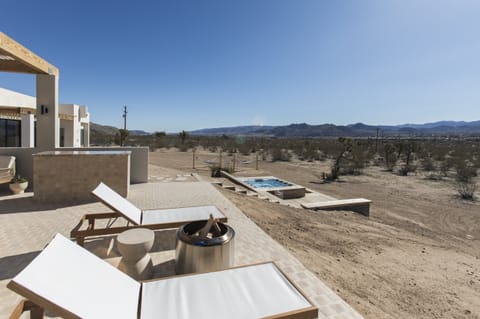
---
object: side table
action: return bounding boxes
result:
[117,228,155,280]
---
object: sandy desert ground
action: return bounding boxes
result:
[149,149,480,319]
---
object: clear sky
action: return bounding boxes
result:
[1,0,479,132]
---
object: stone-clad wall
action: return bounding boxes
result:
[33,151,130,203]
[0,146,148,186]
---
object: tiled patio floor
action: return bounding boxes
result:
[0,181,363,319]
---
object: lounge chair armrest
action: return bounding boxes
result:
[10,299,44,319]
[70,212,121,246]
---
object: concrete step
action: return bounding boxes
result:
[222,184,236,190]
[246,191,258,197]
[235,188,247,194]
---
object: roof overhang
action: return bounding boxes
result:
[0,32,59,76]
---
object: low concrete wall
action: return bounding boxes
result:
[34,151,130,203]
[0,146,148,186]
[65,147,149,183]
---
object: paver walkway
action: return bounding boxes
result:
[0,181,363,319]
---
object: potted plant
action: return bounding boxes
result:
[9,175,28,194]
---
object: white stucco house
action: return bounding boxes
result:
[0,87,89,148]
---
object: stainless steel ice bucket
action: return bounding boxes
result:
[175,220,235,275]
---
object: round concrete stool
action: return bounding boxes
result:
[117,228,155,280]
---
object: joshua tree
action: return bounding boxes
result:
[325,137,352,181]
[384,144,397,171]
[398,141,417,176]
[178,130,188,145]
[118,129,129,146]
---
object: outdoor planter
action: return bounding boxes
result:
[10,181,28,194]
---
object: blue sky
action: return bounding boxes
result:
[1,0,479,132]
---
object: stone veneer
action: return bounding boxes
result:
[33,150,130,202]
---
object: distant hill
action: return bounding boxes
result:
[129,130,151,136]
[90,120,480,139]
[90,122,119,135]
[190,125,274,136]
[90,123,150,136]
[190,120,480,137]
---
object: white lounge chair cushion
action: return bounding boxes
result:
[0,155,15,168]
[141,205,225,225]
[11,234,140,319]
[140,263,312,319]
[93,182,142,225]
[0,156,15,183]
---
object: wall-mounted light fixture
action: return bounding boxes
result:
[40,105,49,115]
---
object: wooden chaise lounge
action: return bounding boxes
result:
[8,234,318,319]
[71,182,227,246]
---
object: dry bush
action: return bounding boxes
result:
[270,147,291,162]
[457,181,477,200]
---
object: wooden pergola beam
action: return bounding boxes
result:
[0,32,59,76]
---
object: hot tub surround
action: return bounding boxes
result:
[236,176,306,199]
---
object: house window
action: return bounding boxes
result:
[60,127,65,147]
[80,126,85,146]
[0,119,21,147]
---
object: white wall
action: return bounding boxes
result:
[36,74,59,150]
[0,88,36,109]
[1,88,90,149]
[21,113,35,147]
[59,104,85,147]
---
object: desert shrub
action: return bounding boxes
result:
[425,171,444,181]
[398,164,416,176]
[457,181,477,200]
[455,160,478,182]
[209,165,222,177]
[420,156,435,172]
[237,143,251,156]
[209,164,234,177]
[453,159,478,200]
[178,144,189,152]
[270,147,291,162]
[349,142,367,172]
[297,147,322,162]
[440,157,454,177]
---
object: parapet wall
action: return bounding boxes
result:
[34,151,130,202]
[0,146,148,187]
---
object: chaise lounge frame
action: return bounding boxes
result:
[70,182,228,246]
[8,234,318,319]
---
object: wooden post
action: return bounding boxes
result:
[233,153,236,172]
[192,148,196,169]
[256,152,259,170]
[219,151,222,169]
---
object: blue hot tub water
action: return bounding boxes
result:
[244,178,291,189]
